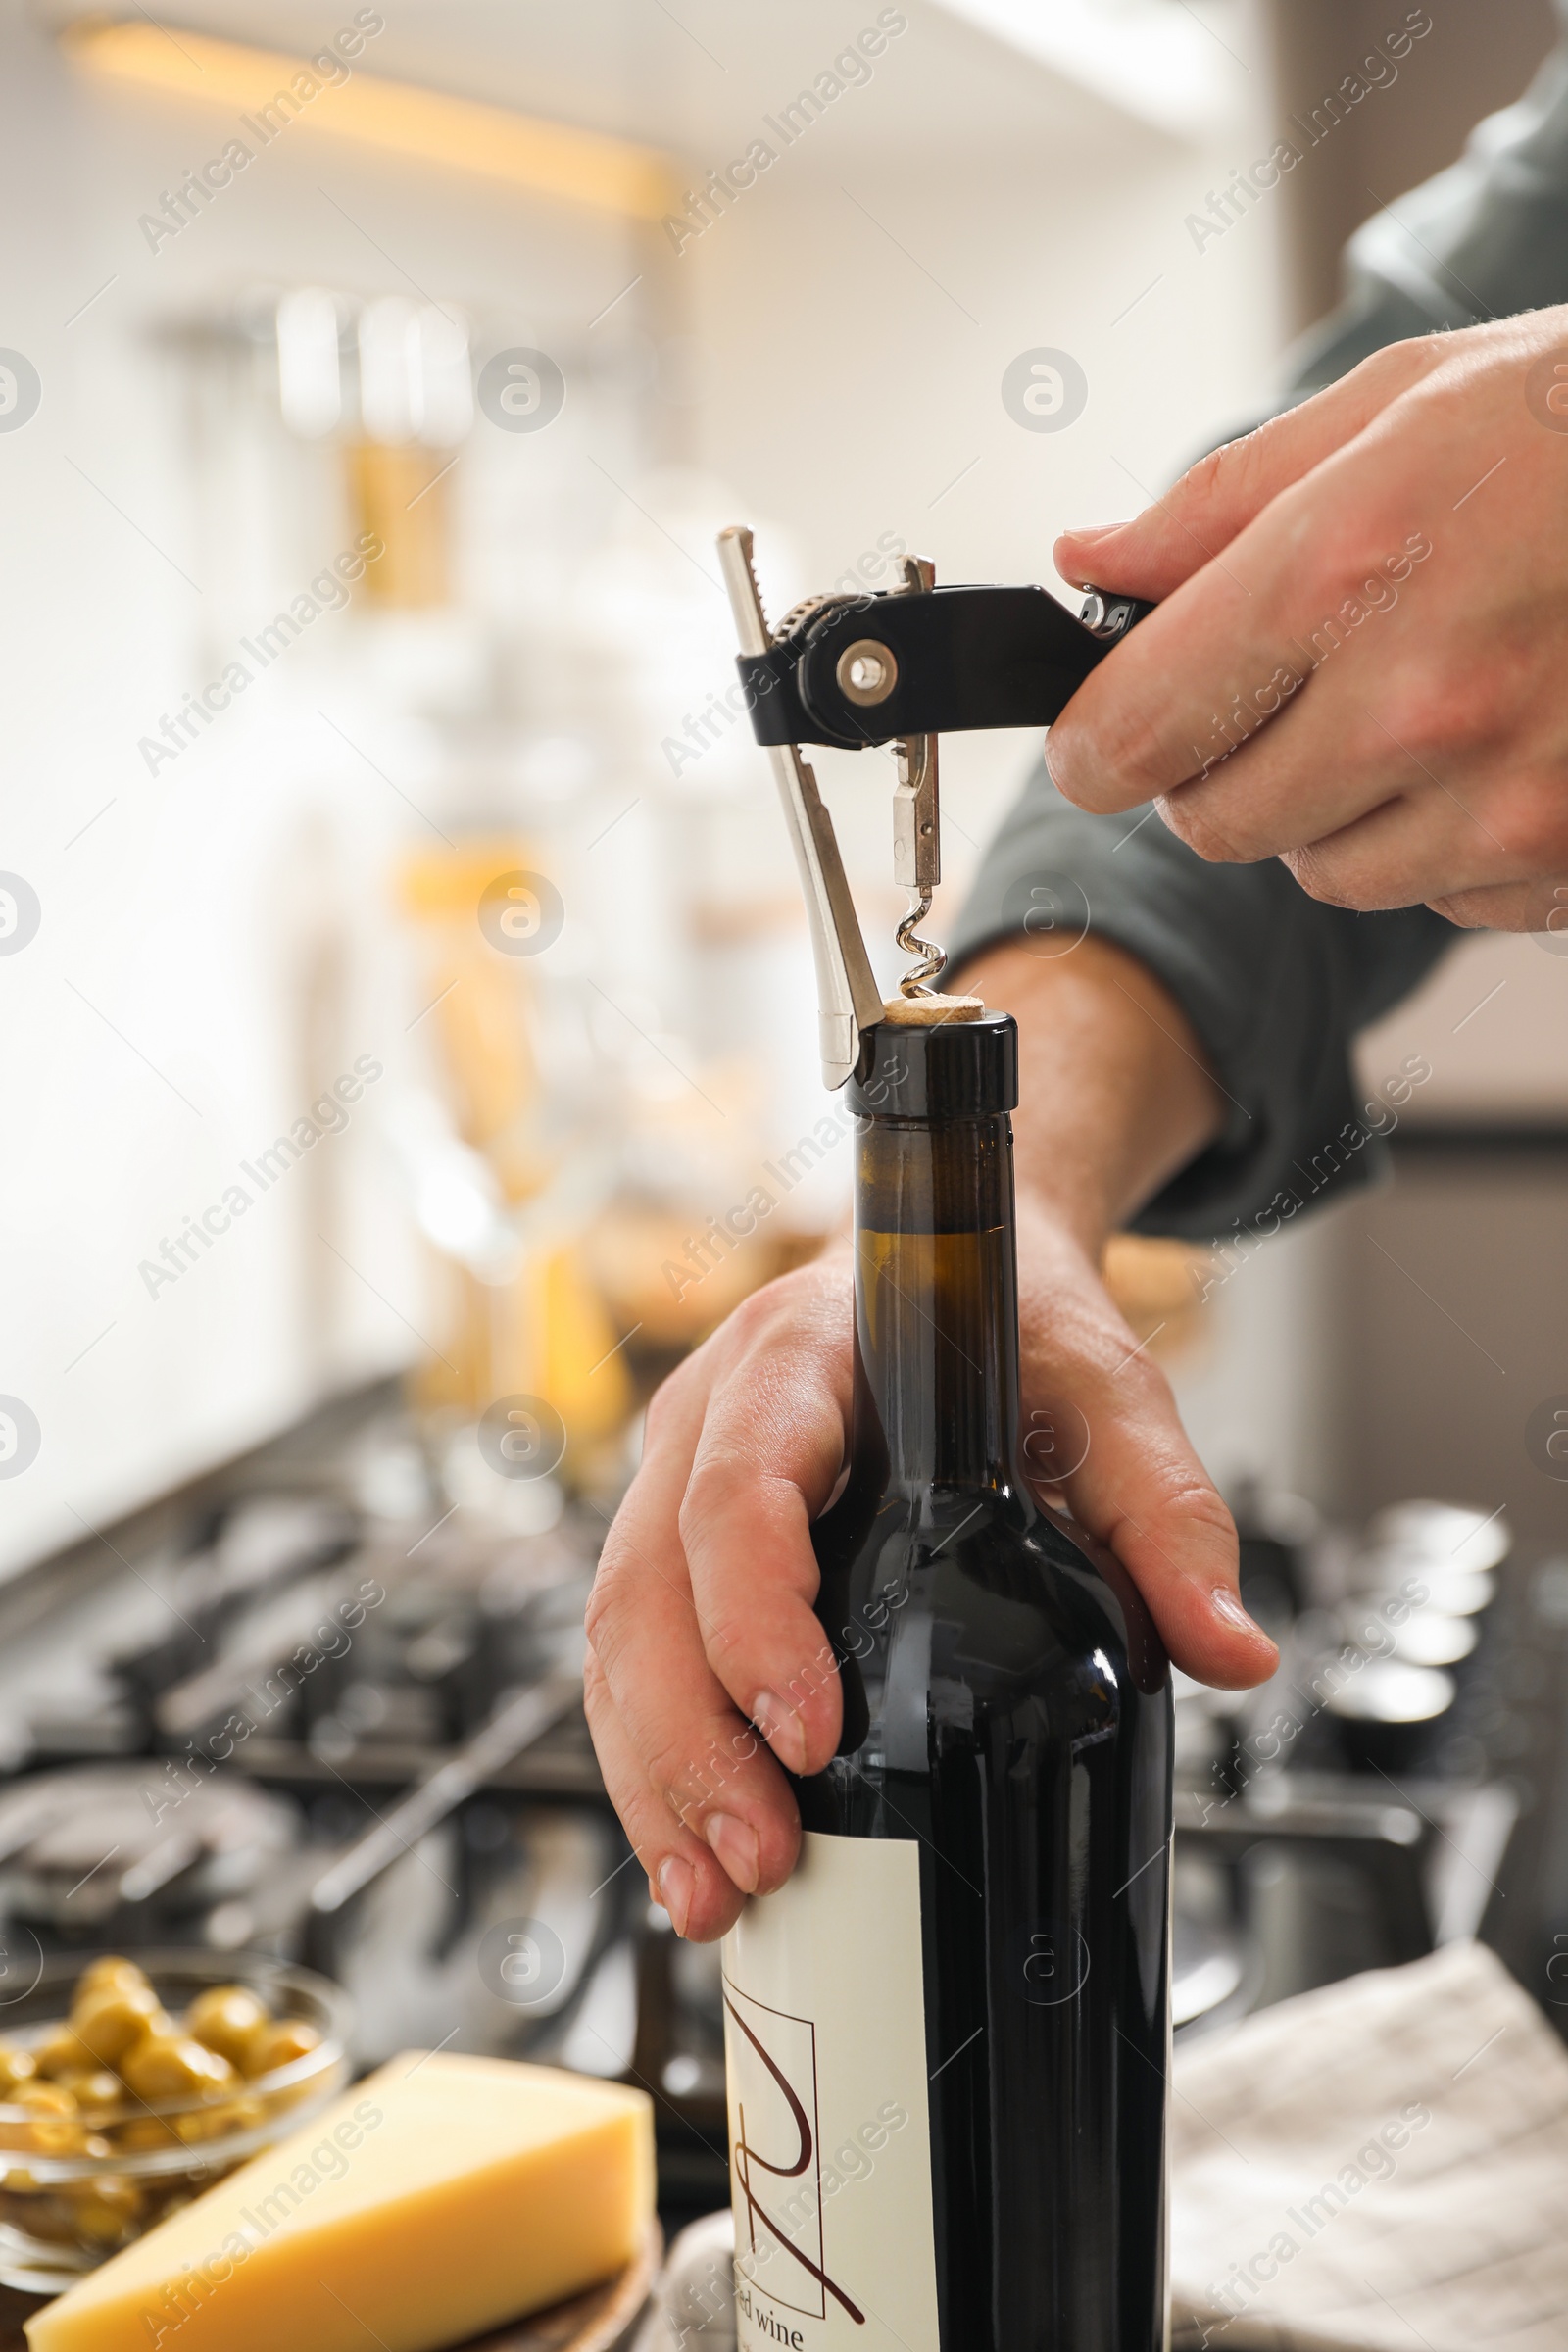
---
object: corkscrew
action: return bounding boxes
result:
[716,527,1150,1087]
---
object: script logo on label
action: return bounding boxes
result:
[724,1975,865,2329]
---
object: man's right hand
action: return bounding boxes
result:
[1047,313,1568,927]
[585,938,1278,1945]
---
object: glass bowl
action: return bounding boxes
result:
[0,1949,352,2294]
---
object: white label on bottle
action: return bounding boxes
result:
[721,1830,939,2352]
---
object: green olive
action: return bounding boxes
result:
[31,2025,93,2081]
[58,2068,124,2117]
[3,2082,85,2157]
[0,2044,36,2095]
[173,2094,263,2146]
[119,2034,236,2103]
[242,2018,321,2080]
[76,1956,149,2002]
[114,2114,181,2152]
[69,2175,143,2246]
[70,1982,167,2066]
[184,1985,270,2070]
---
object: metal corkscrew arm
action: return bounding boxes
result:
[715,528,882,1091]
[717,526,1151,1087]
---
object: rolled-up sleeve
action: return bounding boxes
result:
[948,766,1451,1241]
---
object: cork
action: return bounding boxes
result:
[879,992,986,1026]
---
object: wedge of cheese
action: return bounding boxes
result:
[26,2051,655,2352]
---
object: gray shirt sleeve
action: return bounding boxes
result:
[951,8,1568,1241]
[947,765,1451,1242]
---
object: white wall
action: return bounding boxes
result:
[0,0,1301,1571]
[0,1,658,1573]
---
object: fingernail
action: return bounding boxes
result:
[753,1690,808,1774]
[1210,1586,1270,1642]
[705,1812,760,1894]
[1063,521,1115,544]
[656,1855,694,1936]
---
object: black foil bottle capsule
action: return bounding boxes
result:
[724,1008,1172,2352]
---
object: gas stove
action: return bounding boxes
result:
[0,1385,725,2223]
[4,1391,1564,2236]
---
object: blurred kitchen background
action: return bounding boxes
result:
[0,0,1566,2231]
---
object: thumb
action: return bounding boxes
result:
[1017,1219,1277,1689]
[1054,334,1447,603]
[1059,1364,1276,1690]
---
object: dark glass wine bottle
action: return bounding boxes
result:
[722,1008,1172,2352]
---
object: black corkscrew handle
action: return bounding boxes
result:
[736,582,1153,753]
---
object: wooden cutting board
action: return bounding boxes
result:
[457,2224,662,2352]
[0,2222,662,2352]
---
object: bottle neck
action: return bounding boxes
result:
[851,1109,1022,1494]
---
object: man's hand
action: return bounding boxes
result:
[1048,310,1568,930]
[584,936,1278,1943]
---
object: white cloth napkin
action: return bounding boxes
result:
[1172,1939,1568,2350]
[633,2209,737,2352]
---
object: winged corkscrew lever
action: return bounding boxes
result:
[716,525,1150,1089]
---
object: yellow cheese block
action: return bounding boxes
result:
[25,2051,655,2352]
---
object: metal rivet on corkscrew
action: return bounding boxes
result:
[836,640,899,706]
[717,527,1153,1086]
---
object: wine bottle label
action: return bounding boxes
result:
[721,1830,940,2352]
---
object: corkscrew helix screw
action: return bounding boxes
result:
[894,894,946,995]
[888,555,945,1000]
[716,525,1152,1088]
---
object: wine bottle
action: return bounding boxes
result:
[722,1006,1172,2352]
